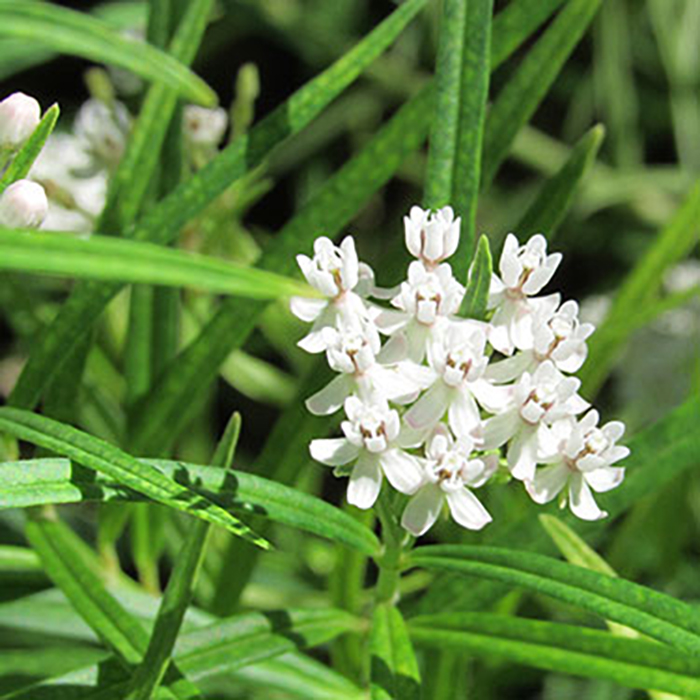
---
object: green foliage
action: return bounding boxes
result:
[0,1,214,104]
[459,234,492,320]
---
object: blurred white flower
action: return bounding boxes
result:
[74,99,131,169]
[401,428,495,536]
[0,92,40,150]
[488,233,562,355]
[482,361,589,481]
[526,410,629,520]
[309,396,423,509]
[0,179,48,229]
[404,205,460,268]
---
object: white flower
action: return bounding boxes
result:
[375,261,465,361]
[0,180,48,229]
[74,99,131,168]
[526,410,629,520]
[488,233,562,355]
[290,236,370,353]
[404,205,460,268]
[0,92,40,150]
[482,361,589,481]
[401,428,495,536]
[184,105,228,147]
[304,321,432,415]
[403,321,495,443]
[309,396,423,509]
[487,299,595,382]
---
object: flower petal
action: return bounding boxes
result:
[525,463,568,504]
[445,488,492,531]
[380,449,424,495]
[290,296,327,323]
[305,375,353,416]
[585,467,625,493]
[347,453,382,509]
[404,382,450,431]
[507,428,538,481]
[401,484,444,537]
[482,410,519,450]
[309,438,359,466]
[448,391,482,441]
[569,473,607,520]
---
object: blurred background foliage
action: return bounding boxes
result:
[0,1,699,698]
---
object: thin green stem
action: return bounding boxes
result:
[374,492,405,605]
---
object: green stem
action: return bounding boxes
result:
[374,492,404,605]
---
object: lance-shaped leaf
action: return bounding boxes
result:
[425,0,493,277]
[0,408,269,549]
[12,608,360,699]
[581,181,700,396]
[482,0,603,187]
[0,103,60,193]
[126,415,241,700]
[459,234,492,320]
[0,457,381,556]
[371,603,421,700]
[408,545,700,656]
[0,1,214,105]
[7,0,428,413]
[24,511,203,699]
[409,613,700,698]
[516,124,605,239]
[0,229,313,300]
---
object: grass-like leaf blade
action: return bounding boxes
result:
[581,180,700,395]
[0,1,214,105]
[516,124,605,238]
[425,0,493,276]
[370,603,421,700]
[408,544,700,655]
[409,613,700,698]
[24,511,203,699]
[126,414,242,700]
[482,0,603,187]
[0,229,313,300]
[0,408,269,549]
[0,103,60,193]
[459,234,492,320]
[0,457,382,556]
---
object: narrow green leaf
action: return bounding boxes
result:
[129,87,434,455]
[539,514,617,577]
[0,408,269,549]
[482,0,603,187]
[24,511,202,699]
[425,0,493,275]
[0,457,381,556]
[0,229,313,300]
[14,609,360,699]
[0,103,60,193]
[581,181,700,396]
[459,234,492,320]
[408,545,700,656]
[490,0,568,70]
[370,603,421,700]
[516,124,605,238]
[126,414,242,700]
[409,613,700,698]
[0,1,214,105]
[7,0,428,413]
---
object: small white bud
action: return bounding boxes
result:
[184,105,228,146]
[0,92,41,150]
[0,179,49,228]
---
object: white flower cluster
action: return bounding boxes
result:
[292,206,630,537]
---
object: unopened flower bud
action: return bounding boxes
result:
[0,179,48,228]
[184,105,228,146]
[0,92,41,150]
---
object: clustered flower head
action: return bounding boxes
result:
[292,207,630,537]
